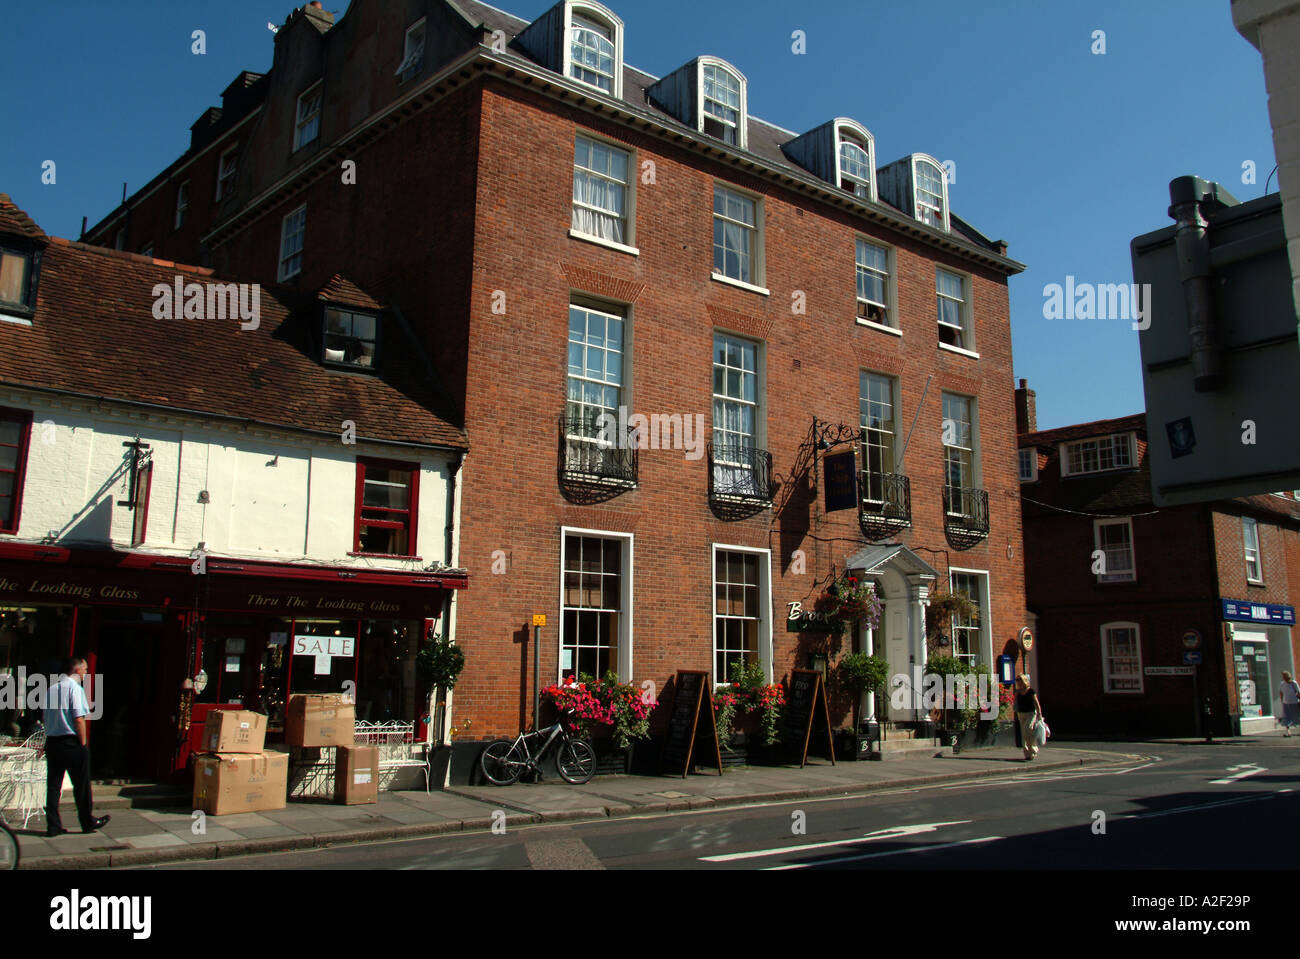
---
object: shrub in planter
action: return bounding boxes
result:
[417,633,466,741]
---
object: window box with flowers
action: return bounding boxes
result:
[542,672,657,774]
[713,660,786,764]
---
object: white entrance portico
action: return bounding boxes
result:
[844,544,938,723]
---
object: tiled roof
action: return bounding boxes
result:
[0,194,47,241]
[455,0,1005,254]
[0,212,466,451]
[316,274,386,311]
[1021,413,1146,446]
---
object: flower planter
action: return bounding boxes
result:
[949,720,1009,753]
[835,728,877,761]
[591,739,634,776]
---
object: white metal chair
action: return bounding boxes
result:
[353,721,430,792]
[0,728,47,830]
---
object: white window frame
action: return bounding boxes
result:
[174,181,189,230]
[947,568,991,667]
[278,204,307,281]
[396,18,427,84]
[712,183,767,294]
[1243,516,1264,584]
[859,370,899,503]
[1101,622,1144,694]
[1094,517,1136,583]
[854,237,895,332]
[215,144,238,201]
[294,81,323,151]
[711,330,765,498]
[566,299,628,438]
[558,527,634,681]
[1060,433,1136,477]
[913,154,950,231]
[937,267,976,356]
[563,2,623,99]
[941,392,980,509]
[834,119,876,201]
[711,543,772,684]
[697,57,747,150]
[1018,448,1038,483]
[570,132,637,254]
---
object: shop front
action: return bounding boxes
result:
[0,542,466,781]
[1223,599,1296,734]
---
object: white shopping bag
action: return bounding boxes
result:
[1032,718,1050,747]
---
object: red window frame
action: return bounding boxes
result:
[352,457,419,557]
[0,408,33,535]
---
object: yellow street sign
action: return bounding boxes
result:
[532,614,547,627]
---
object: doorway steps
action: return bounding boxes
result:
[874,723,952,760]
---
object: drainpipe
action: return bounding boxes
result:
[1168,176,1236,392]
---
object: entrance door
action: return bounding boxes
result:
[88,615,183,780]
[1233,630,1272,719]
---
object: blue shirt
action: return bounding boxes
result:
[44,675,89,738]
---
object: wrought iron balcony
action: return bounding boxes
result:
[707,442,774,504]
[558,414,638,491]
[942,485,990,549]
[859,471,912,541]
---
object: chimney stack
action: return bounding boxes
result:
[1015,378,1037,434]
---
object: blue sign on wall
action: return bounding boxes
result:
[998,654,1015,686]
[1222,599,1296,625]
[1183,650,1202,665]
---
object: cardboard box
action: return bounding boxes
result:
[192,751,289,816]
[285,693,356,747]
[201,710,267,754]
[334,745,379,805]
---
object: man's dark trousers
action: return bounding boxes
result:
[45,734,94,831]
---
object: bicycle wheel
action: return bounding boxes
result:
[0,824,18,871]
[556,738,596,785]
[480,739,525,785]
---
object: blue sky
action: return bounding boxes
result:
[0,0,1276,430]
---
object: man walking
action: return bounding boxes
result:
[43,656,109,837]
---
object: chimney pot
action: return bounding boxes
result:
[1015,379,1037,434]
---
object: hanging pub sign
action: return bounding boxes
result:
[660,670,722,778]
[823,450,858,512]
[781,669,836,768]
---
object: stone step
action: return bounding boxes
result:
[874,738,953,760]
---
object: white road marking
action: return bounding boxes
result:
[699,820,971,863]
[1115,790,1289,822]
[1209,764,1266,784]
[763,835,1003,870]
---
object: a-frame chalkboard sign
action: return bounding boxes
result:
[659,670,723,778]
[783,669,836,768]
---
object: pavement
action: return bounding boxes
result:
[10,744,1129,869]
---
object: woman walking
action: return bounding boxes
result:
[1280,672,1300,736]
[1015,674,1043,761]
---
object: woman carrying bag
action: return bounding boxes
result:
[1280,672,1300,736]
[1015,674,1046,761]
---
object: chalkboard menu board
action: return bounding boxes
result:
[660,670,722,778]
[782,669,836,768]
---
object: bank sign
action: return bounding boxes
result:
[1222,600,1295,625]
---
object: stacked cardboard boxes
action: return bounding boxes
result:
[285,694,355,747]
[283,694,373,804]
[192,710,289,816]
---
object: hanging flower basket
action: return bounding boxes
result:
[811,574,883,635]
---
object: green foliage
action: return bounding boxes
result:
[416,634,465,692]
[714,659,786,749]
[836,653,889,697]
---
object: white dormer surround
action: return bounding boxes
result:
[877,153,951,233]
[835,119,876,201]
[698,57,747,149]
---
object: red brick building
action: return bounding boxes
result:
[81,0,1029,761]
[1017,382,1300,737]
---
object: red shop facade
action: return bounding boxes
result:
[0,542,467,781]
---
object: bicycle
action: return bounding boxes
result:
[479,719,596,786]
[0,821,18,871]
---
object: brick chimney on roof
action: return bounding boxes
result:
[1015,378,1037,435]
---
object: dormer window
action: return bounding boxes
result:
[323,306,378,370]
[396,18,426,84]
[562,3,622,97]
[216,144,238,201]
[0,247,33,312]
[294,82,323,151]
[914,156,949,230]
[174,181,189,230]
[1061,433,1135,476]
[700,61,745,148]
[836,123,875,201]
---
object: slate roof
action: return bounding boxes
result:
[0,205,466,451]
[1020,413,1147,447]
[454,0,1005,253]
